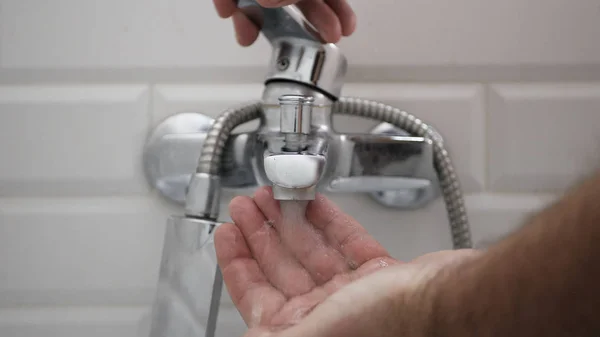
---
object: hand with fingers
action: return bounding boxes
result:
[212,0,356,46]
[215,186,480,337]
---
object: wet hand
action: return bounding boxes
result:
[212,0,356,46]
[215,186,399,336]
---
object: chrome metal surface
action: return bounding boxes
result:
[260,93,327,201]
[148,216,220,337]
[365,123,440,209]
[329,177,431,193]
[264,154,325,189]
[237,1,347,98]
[144,112,213,204]
[144,114,441,208]
[261,81,334,134]
[143,112,257,204]
[264,153,325,200]
[184,173,221,220]
[279,94,313,135]
[321,122,440,209]
[265,38,347,99]
[237,0,324,44]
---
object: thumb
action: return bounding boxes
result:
[410,249,481,269]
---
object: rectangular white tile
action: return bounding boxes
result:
[342,0,600,66]
[0,197,167,307]
[0,305,247,337]
[0,307,146,337]
[153,84,264,133]
[465,193,557,248]
[0,85,150,197]
[326,194,454,260]
[0,0,270,69]
[489,83,600,192]
[0,192,248,308]
[339,83,486,193]
[323,192,555,260]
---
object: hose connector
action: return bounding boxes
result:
[279,94,313,152]
[263,94,325,200]
[184,173,221,220]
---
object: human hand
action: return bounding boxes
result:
[215,186,480,337]
[212,0,356,46]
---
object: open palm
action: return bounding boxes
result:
[214,186,399,335]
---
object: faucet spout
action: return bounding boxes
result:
[263,94,326,200]
[264,153,325,200]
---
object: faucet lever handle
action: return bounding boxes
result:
[237,0,325,44]
[329,123,443,209]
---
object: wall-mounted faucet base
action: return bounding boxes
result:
[143,111,441,210]
[143,112,257,204]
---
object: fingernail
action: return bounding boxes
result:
[232,12,243,45]
[234,31,242,45]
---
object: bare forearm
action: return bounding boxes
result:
[430,171,600,336]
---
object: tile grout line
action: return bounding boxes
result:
[482,82,491,193]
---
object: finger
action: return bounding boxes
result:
[213,0,237,18]
[296,0,342,43]
[324,0,356,36]
[257,0,302,7]
[215,223,285,327]
[410,249,481,266]
[232,11,261,46]
[269,286,328,327]
[306,193,394,268]
[229,196,315,297]
[253,186,351,284]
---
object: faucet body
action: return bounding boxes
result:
[144,2,471,337]
[257,83,335,201]
[221,1,349,202]
[145,2,445,213]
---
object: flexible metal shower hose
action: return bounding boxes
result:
[191,102,262,337]
[333,97,472,249]
[196,101,263,175]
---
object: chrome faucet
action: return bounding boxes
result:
[143,2,472,337]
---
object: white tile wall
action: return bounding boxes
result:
[0,85,150,197]
[4,0,600,69]
[153,84,263,130]
[1,0,599,336]
[489,83,600,192]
